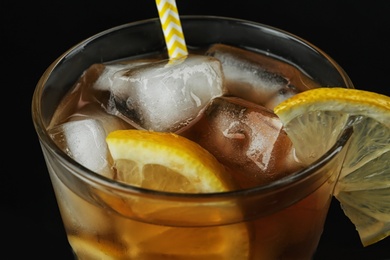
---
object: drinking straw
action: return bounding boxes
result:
[155,0,188,59]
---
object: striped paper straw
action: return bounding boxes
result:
[155,0,188,59]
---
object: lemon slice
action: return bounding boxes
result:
[106,129,234,193]
[104,129,249,259]
[274,87,390,246]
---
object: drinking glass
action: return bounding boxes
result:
[32,16,354,259]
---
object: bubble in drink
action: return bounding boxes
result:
[99,55,225,132]
[180,96,303,188]
[206,44,321,109]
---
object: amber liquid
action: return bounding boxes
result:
[48,163,337,259]
[47,45,341,259]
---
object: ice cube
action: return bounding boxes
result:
[93,60,151,93]
[97,55,225,132]
[180,97,303,188]
[67,103,132,134]
[206,44,320,109]
[49,61,151,129]
[49,64,106,128]
[48,106,130,178]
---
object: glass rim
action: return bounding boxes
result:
[32,15,353,199]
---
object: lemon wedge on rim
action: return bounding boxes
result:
[106,129,235,193]
[274,87,390,246]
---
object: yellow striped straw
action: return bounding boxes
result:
[155,0,188,59]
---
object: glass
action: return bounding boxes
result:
[32,16,354,259]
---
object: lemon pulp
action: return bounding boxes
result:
[106,129,235,193]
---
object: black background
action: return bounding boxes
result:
[3,1,390,259]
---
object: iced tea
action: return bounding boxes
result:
[33,17,354,259]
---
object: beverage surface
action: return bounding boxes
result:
[45,43,343,260]
[48,43,320,190]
